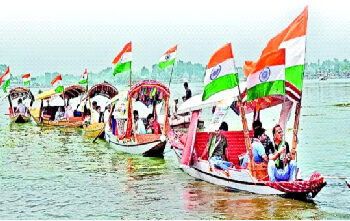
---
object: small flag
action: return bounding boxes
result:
[0,67,10,93]
[22,73,31,86]
[112,41,132,75]
[51,74,64,93]
[159,45,177,70]
[79,69,88,84]
[202,43,239,101]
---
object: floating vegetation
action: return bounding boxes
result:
[333,103,350,107]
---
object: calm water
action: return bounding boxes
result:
[1,80,350,219]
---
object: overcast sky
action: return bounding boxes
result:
[0,0,349,77]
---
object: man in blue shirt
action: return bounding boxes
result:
[241,127,268,167]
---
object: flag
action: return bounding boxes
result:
[247,49,286,102]
[244,6,308,103]
[202,43,239,101]
[0,67,10,93]
[112,41,132,75]
[22,73,31,86]
[51,74,64,93]
[159,45,177,70]
[79,69,88,84]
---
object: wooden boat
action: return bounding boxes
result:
[105,80,170,157]
[30,85,86,127]
[82,81,118,138]
[168,84,326,198]
[7,87,35,123]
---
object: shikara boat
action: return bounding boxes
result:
[105,80,170,157]
[83,81,118,138]
[30,85,86,127]
[168,84,326,198]
[7,87,35,123]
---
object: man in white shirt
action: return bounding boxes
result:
[17,99,26,115]
[134,110,146,134]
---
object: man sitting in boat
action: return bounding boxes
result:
[146,114,161,134]
[252,120,275,156]
[16,98,27,115]
[170,98,179,120]
[267,125,297,182]
[241,127,269,167]
[200,121,231,171]
[133,110,146,134]
[55,107,65,121]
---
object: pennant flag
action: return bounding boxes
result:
[202,43,239,101]
[51,74,64,93]
[79,69,88,84]
[159,45,177,70]
[247,49,286,102]
[112,41,132,75]
[22,73,31,86]
[0,67,10,93]
[244,6,308,103]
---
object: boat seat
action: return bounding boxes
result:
[135,134,162,144]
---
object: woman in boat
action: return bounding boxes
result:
[267,124,297,182]
[146,114,161,134]
[64,105,74,119]
[55,107,65,121]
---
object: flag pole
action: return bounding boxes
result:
[168,59,175,88]
[129,62,132,89]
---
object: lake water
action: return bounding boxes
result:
[0,79,350,219]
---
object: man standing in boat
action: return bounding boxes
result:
[182,82,192,102]
[267,125,297,182]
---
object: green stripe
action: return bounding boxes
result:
[79,79,87,84]
[113,61,131,75]
[202,73,239,101]
[2,79,10,93]
[247,80,285,102]
[159,59,175,70]
[24,80,30,86]
[55,85,64,93]
[285,64,304,91]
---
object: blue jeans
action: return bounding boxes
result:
[268,160,297,182]
[209,156,231,171]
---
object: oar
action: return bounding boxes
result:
[92,124,105,143]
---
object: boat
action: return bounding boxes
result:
[7,87,35,123]
[30,85,86,127]
[82,81,118,138]
[105,80,170,157]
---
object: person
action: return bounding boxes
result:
[182,82,192,102]
[241,127,269,167]
[170,98,179,120]
[55,107,65,121]
[267,124,297,182]
[146,113,161,134]
[64,105,74,119]
[134,110,146,134]
[74,104,82,117]
[92,101,97,111]
[17,98,26,115]
[252,120,275,156]
[200,121,231,171]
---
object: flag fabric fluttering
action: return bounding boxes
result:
[159,45,177,70]
[112,41,132,75]
[202,43,239,101]
[79,69,88,84]
[0,67,10,93]
[22,73,31,86]
[247,49,286,102]
[244,6,308,103]
[51,74,64,93]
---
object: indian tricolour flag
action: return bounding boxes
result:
[0,67,10,93]
[244,6,308,103]
[22,73,31,86]
[112,41,132,75]
[202,43,239,101]
[159,45,177,70]
[51,74,64,93]
[247,49,286,102]
[79,69,88,84]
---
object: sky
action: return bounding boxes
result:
[0,0,349,77]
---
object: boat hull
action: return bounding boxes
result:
[84,123,105,138]
[32,115,85,128]
[10,114,31,123]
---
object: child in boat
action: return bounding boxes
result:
[55,107,65,121]
[267,125,297,182]
[241,127,269,167]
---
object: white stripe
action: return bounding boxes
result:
[286,94,299,103]
[279,35,306,68]
[204,58,237,86]
[286,87,301,99]
[247,65,285,89]
[159,51,176,63]
[53,80,62,87]
[119,52,132,64]
[23,77,30,81]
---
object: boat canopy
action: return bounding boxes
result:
[178,82,246,114]
[36,85,86,101]
[108,89,128,105]
[36,89,57,100]
[8,87,35,102]
[128,80,170,107]
[85,81,118,99]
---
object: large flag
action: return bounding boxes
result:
[244,6,308,103]
[112,41,132,75]
[51,74,64,93]
[247,49,286,102]
[0,67,10,93]
[22,73,31,86]
[202,43,239,101]
[79,69,88,84]
[159,45,177,70]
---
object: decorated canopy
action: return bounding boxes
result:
[8,87,35,102]
[85,81,118,99]
[62,85,86,100]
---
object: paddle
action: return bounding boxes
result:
[92,124,105,143]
